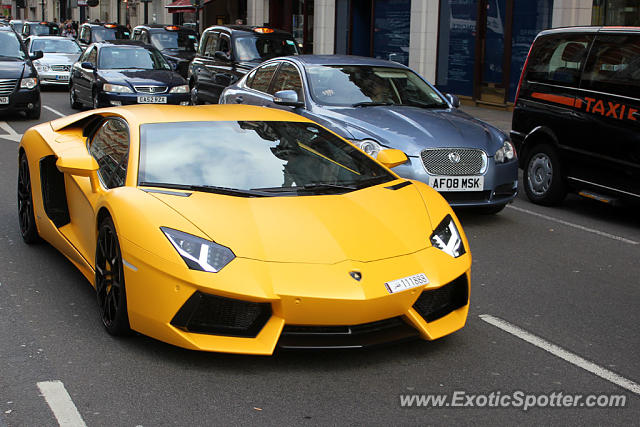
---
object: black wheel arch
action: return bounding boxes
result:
[520,126,560,169]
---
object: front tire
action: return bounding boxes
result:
[523,143,566,205]
[95,216,131,336]
[17,153,41,244]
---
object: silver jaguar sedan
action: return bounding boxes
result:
[220,55,519,213]
[24,36,82,86]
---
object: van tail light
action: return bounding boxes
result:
[514,41,534,106]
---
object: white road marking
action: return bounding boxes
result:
[43,105,66,118]
[479,314,640,396]
[36,381,87,427]
[507,205,639,245]
[0,121,23,142]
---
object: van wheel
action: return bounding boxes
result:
[524,143,566,205]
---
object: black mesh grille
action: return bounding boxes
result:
[171,292,271,337]
[413,275,469,322]
[283,317,405,336]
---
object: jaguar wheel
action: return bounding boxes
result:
[95,216,131,336]
[523,143,566,205]
[17,153,41,244]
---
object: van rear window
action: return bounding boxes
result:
[525,35,591,87]
[582,34,640,99]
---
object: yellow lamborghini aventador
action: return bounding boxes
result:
[18,104,471,354]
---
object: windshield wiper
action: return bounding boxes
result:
[252,183,357,194]
[352,101,394,107]
[139,182,270,197]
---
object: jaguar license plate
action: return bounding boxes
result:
[428,176,484,192]
[0,96,8,104]
[137,96,167,104]
[385,273,429,294]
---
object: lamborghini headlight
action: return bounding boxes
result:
[20,77,38,89]
[103,83,133,93]
[430,215,465,258]
[169,84,189,93]
[495,140,516,163]
[161,227,235,272]
[351,139,382,158]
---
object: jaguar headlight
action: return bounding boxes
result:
[169,84,189,93]
[351,139,382,158]
[495,140,516,163]
[20,77,38,89]
[161,227,235,272]
[430,215,465,258]
[103,83,133,93]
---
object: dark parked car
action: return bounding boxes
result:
[21,21,61,38]
[220,55,518,212]
[512,26,640,206]
[131,24,198,78]
[0,23,43,119]
[69,40,189,109]
[188,25,299,105]
[77,22,130,50]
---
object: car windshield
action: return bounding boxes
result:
[306,65,449,108]
[10,22,22,32]
[150,31,197,52]
[98,46,170,70]
[31,24,59,36]
[92,27,130,42]
[138,121,394,195]
[0,31,26,60]
[31,38,81,54]
[234,36,299,62]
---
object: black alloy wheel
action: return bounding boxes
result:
[17,153,41,244]
[95,216,131,335]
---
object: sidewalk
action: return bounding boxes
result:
[459,104,513,134]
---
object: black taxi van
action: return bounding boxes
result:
[78,22,130,50]
[131,24,198,78]
[21,21,60,38]
[188,25,299,104]
[512,26,640,206]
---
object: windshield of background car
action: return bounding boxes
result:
[31,38,81,54]
[151,31,197,52]
[306,65,448,108]
[10,23,22,32]
[98,46,170,70]
[0,31,26,60]
[234,36,299,62]
[138,121,394,193]
[92,27,130,42]
[31,24,59,36]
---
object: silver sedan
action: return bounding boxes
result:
[25,36,82,86]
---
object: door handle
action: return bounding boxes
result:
[235,96,243,103]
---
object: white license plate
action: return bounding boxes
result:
[428,175,484,192]
[0,96,8,104]
[385,273,429,294]
[56,74,69,81]
[137,96,167,104]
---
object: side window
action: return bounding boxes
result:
[269,62,304,101]
[244,69,257,87]
[218,34,231,56]
[525,35,592,87]
[132,29,141,40]
[204,32,219,57]
[247,62,279,93]
[582,34,640,99]
[86,47,97,65]
[89,119,130,189]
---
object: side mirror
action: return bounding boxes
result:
[214,51,230,61]
[29,50,43,61]
[273,90,304,108]
[445,93,460,108]
[376,149,408,169]
[81,62,95,70]
[56,156,101,193]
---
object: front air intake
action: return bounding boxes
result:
[171,292,271,337]
[412,274,469,322]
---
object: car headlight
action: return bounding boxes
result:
[34,62,49,72]
[351,139,382,158]
[430,215,465,258]
[169,84,189,94]
[494,140,516,163]
[20,77,38,89]
[161,227,235,272]
[103,83,133,93]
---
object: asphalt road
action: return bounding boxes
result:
[0,88,638,426]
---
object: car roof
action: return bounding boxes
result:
[282,54,408,68]
[83,22,128,29]
[96,39,147,47]
[134,24,196,32]
[204,25,293,37]
[538,25,640,37]
[27,35,68,39]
